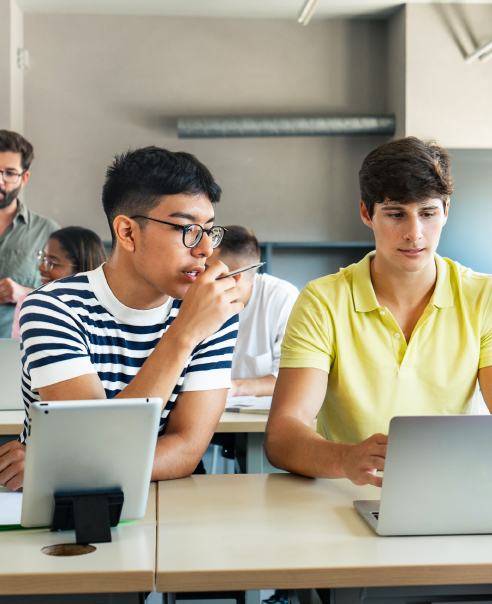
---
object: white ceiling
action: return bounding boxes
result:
[15,0,492,20]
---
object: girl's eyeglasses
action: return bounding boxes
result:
[37,250,77,272]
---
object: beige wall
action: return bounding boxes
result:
[0,1,10,129]
[405,3,492,148]
[10,0,23,133]
[387,5,406,139]
[0,0,23,132]
[23,14,388,242]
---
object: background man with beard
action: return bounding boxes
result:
[0,130,59,338]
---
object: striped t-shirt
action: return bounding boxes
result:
[18,265,238,443]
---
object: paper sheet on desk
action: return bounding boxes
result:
[225,396,272,414]
[0,488,22,526]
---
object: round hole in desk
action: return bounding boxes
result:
[41,544,96,557]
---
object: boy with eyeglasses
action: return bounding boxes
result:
[0,130,59,338]
[0,146,242,491]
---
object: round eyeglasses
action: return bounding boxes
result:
[0,169,26,184]
[37,251,77,272]
[130,215,227,249]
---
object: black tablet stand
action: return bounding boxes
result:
[51,491,125,544]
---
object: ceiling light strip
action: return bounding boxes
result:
[297,0,319,26]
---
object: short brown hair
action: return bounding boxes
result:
[0,130,34,171]
[218,225,261,263]
[359,137,454,218]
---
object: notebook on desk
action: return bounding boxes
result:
[0,339,24,410]
[354,415,492,536]
[225,395,272,415]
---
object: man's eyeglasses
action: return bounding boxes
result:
[0,169,26,184]
[130,215,227,249]
[37,251,77,272]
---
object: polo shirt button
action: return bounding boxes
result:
[380,311,386,316]
[394,333,401,339]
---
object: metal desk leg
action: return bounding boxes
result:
[246,590,261,604]
[245,433,265,473]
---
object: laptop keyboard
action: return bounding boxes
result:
[371,512,379,520]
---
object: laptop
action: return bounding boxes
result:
[21,397,162,528]
[0,338,23,410]
[354,415,492,535]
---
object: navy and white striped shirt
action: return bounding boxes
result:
[19,265,238,443]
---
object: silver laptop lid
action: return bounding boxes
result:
[0,338,23,410]
[378,415,492,535]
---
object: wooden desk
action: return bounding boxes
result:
[216,412,270,474]
[0,410,23,435]
[156,474,492,600]
[216,413,317,474]
[0,410,23,446]
[216,411,269,434]
[0,483,156,601]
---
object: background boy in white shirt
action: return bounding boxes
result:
[210,225,299,397]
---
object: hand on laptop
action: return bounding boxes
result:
[342,433,387,487]
[0,440,25,491]
[173,259,244,346]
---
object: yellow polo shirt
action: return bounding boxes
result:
[280,252,492,444]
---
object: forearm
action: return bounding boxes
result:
[115,321,196,407]
[265,414,352,479]
[151,431,205,480]
[230,374,276,397]
[18,286,34,297]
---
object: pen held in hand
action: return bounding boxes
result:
[216,262,265,280]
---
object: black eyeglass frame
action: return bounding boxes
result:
[130,215,227,249]
[0,169,26,184]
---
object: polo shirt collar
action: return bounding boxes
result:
[14,200,29,224]
[353,251,454,313]
[353,251,379,313]
[431,254,453,308]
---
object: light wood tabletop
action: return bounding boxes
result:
[0,483,156,595]
[216,411,269,433]
[0,410,23,435]
[216,411,316,433]
[0,409,313,437]
[156,473,492,593]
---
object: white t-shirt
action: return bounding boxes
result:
[232,273,299,380]
[19,265,238,442]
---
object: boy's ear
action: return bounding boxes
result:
[360,200,373,228]
[113,215,138,252]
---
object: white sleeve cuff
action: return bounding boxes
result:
[30,356,98,390]
[180,368,231,392]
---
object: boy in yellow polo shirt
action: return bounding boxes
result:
[265,136,492,487]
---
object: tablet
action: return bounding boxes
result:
[21,397,162,528]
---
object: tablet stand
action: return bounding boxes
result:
[51,491,125,544]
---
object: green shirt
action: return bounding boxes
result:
[0,200,60,338]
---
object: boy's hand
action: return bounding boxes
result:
[171,260,243,347]
[341,433,387,487]
[0,440,25,491]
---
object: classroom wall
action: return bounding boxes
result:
[0,1,10,129]
[438,149,492,274]
[404,4,492,148]
[23,14,388,243]
[0,0,23,132]
[387,5,406,139]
